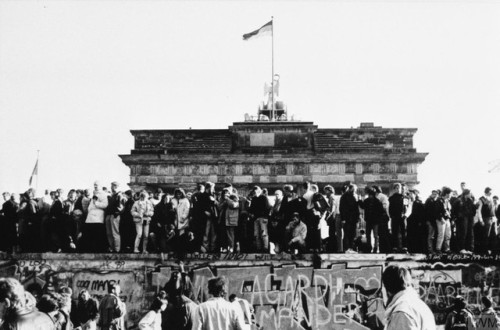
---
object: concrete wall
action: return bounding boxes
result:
[0,253,496,330]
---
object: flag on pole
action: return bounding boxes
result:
[242,20,272,41]
[29,157,38,187]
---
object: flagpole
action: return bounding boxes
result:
[271,16,274,121]
[36,150,39,192]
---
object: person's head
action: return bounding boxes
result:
[494,196,499,205]
[228,294,237,302]
[303,181,311,191]
[431,190,438,199]
[196,183,205,193]
[205,182,215,194]
[366,187,376,197]
[58,293,72,313]
[252,186,262,197]
[140,191,149,201]
[460,182,467,191]
[149,296,168,313]
[67,189,76,202]
[481,296,493,309]
[441,187,452,199]
[221,188,230,200]
[283,185,294,197]
[0,278,26,316]
[324,185,334,196]
[25,188,35,199]
[79,289,90,302]
[392,183,402,195]
[124,190,133,200]
[348,184,357,194]
[291,212,300,225]
[207,277,227,298]
[2,192,10,202]
[154,188,163,199]
[26,283,43,303]
[37,293,60,314]
[174,188,186,200]
[382,265,412,301]
[76,190,83,198]
[108,283,121,296]
[274,190,283,201]
[485,187,493,197]
[58,286,72,296]
[93,181,100,192]
[409,189,419,201]
[310,184,319,194]
[84,189,91,198]
[111,182,119,193]
[453,295,467,311]
[462,189,471,199]
[50,191,58,201]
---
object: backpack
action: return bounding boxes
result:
[451,309,468,330]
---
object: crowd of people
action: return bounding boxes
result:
[2,264,499,330]
[0,180,498,255]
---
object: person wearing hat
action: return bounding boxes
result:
[477,296,500,330]
[444,295,475,330]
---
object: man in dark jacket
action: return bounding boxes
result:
[249,186,271,252]
[453,189,476,255]
[98,283,126,330]
[435,187,452,254]
[339,184,360,253]
[360,187,385,253]
[388,183,408,253]
[406,189,426,253]
[1,193,18,253]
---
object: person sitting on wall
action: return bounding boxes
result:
[285,212,307,254]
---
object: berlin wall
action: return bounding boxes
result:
[0,252,498,329]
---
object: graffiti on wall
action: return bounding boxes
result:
[0,254,500,329]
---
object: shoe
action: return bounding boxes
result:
[459,249,473,255]
[134,249,140,253]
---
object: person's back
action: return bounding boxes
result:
[192,277,243,330]
[193,297,242,330]
[98,284,126,330]
[383,265,436,330]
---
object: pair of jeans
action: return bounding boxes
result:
[202,217,217,252]
[435,219,451,252]
[391,216,406,250]
[254,217,269,252]
[365,223,379,253]
[134,222,149,252]
[105,214,121,252]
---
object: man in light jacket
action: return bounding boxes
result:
[383,265,435,330]
[192,277,244,330]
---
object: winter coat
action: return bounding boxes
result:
[171,197,191,233]
[131,200,155,224]
[220,196,239,227]
[84,193,108,224]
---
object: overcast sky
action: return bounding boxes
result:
[1,0,500,196]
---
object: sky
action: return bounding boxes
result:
[1,0,500,197]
